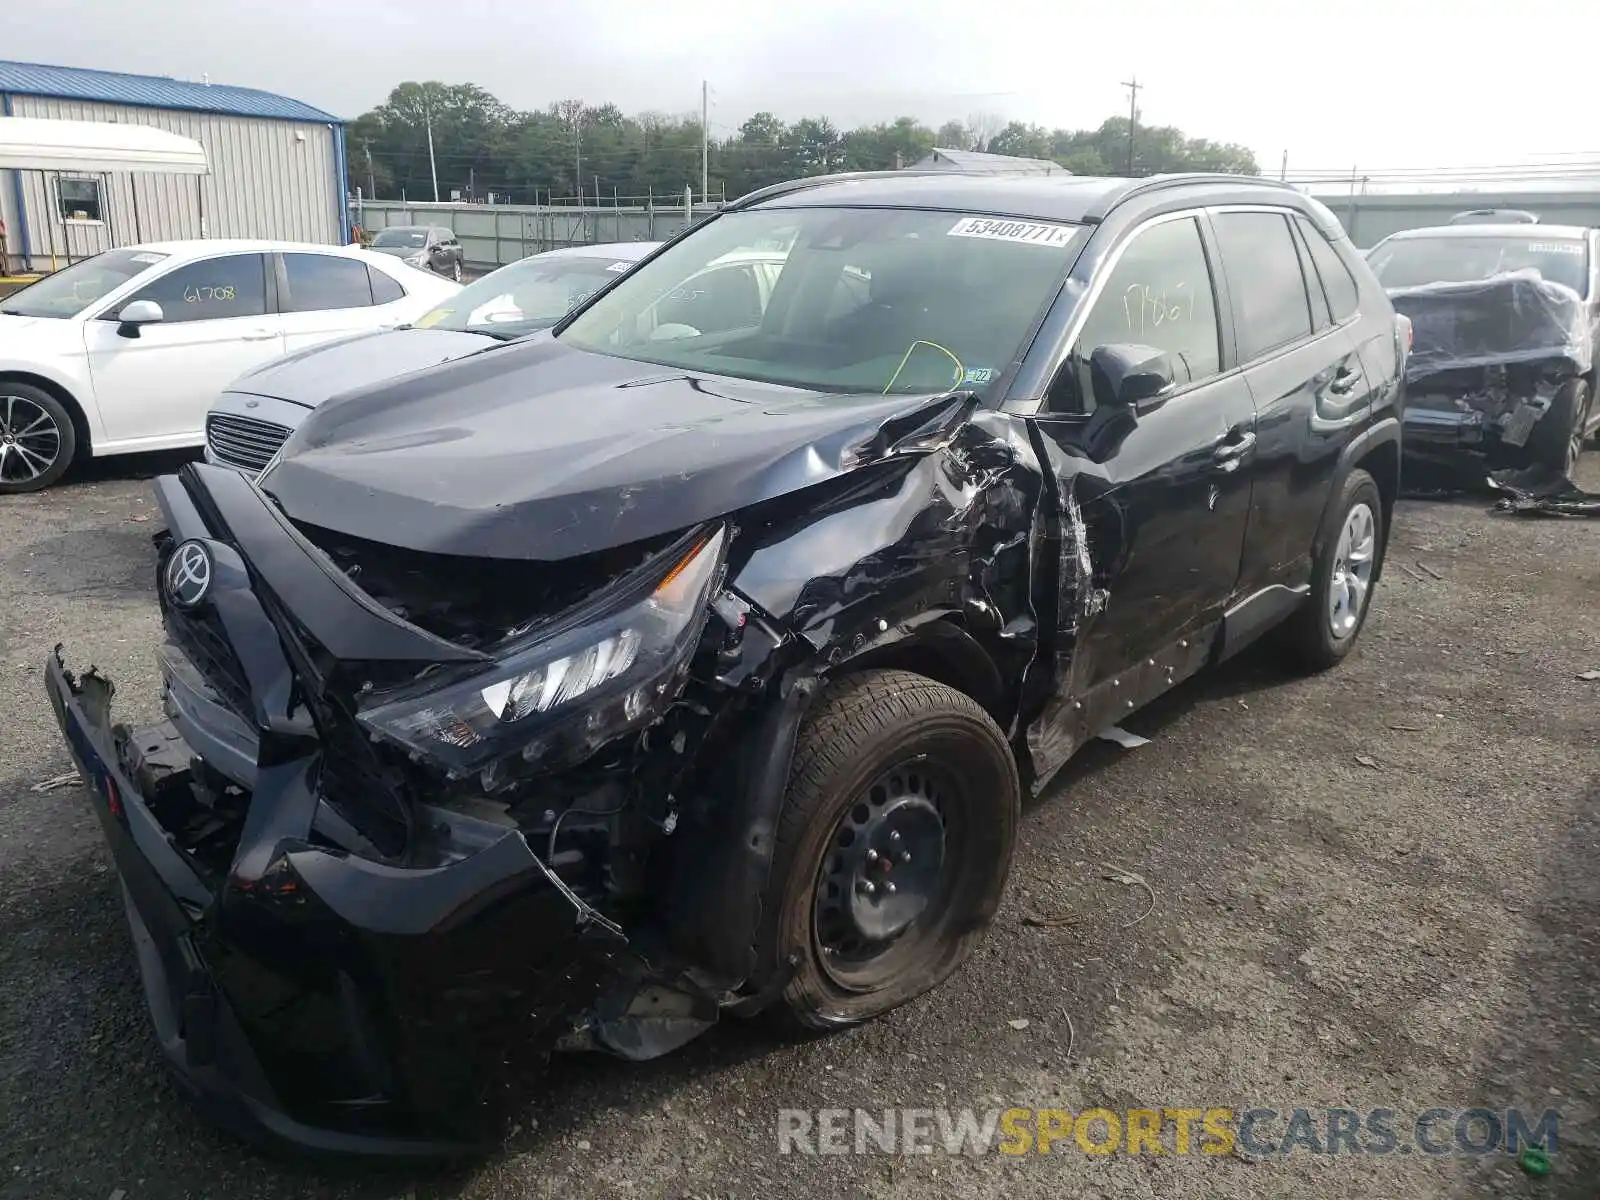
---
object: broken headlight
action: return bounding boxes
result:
[356,526,726,775]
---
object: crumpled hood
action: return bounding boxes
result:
[261,337,973,561]
[227,328,497,410]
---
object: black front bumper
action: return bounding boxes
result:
[43,464,633,1158]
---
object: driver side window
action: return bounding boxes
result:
[1056,217,1222,413]
[116,253,269,324]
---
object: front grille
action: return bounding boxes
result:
[207,412,292,474]
[164,603,253,718]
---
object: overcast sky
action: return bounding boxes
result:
[7,0,1597,180]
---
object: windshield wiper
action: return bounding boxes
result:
[0,308,24,316]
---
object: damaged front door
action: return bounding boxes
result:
[1032,213,1256,703]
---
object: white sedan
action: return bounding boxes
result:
[0,239,460,492]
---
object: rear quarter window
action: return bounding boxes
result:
[1295,216,1361,321]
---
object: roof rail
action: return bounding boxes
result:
[726,169,954,211]
[1084,172,1294,221]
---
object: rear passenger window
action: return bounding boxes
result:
[283,253,374,312]
[1212,211,1313,360]
[369,266,405,304]
[1295,215,1361,321]
[1062,216,1222,412]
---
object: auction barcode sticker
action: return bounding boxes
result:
[948,216,1074,247]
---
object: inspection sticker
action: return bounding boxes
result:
[1527,242,1584,255]
[948,216,1074,248]
[129,252,165,264]
[607,261,633,272]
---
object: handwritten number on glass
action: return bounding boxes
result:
[1120,282,1194,336]
[183,284,237,304]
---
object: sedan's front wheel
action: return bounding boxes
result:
[450,260,463,282]
[756,669,1019,1031]
[0,385,76,494]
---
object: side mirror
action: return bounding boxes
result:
[116,299,164,339]
[1089,343,1176,409]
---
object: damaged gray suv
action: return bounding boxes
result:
[46,171,1406,1156]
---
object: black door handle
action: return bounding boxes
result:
[1329,365,1361,396]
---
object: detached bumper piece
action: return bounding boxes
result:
[42,462,639,1157]
[1488,465,1600,519]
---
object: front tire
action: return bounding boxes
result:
[0,384,76,494]
[1280,468,1384,673]
[755,669,1020,1032]
[450,261,463,283]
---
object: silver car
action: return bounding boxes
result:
[204,242,660,475]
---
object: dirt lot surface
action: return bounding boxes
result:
[2,452,1597,1200]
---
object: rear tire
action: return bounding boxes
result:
[755,669,1019,1032]
[1280,468,1384,673]
[0,384,76,494]
[1527,378,1588,475]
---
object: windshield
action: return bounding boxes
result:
[373,228,428,249]
[558,207,1083,396]
[0,248,167,318]
[1370,234,1590,296]
[413,255,639,338]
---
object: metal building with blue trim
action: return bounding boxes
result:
[0,60,348,272]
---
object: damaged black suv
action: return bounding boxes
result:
[46,171,1406,1156]
[1368,222,1600,477]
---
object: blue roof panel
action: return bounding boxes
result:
[0,60,341,124]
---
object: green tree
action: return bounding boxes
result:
[348,83,1259,204]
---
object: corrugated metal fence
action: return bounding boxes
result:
[1305,189,1600,248]
[350,196,722,269]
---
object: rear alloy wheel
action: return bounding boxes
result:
[1280,468,1384,672]
[0,386,76,494]
[756,669,1019,1031]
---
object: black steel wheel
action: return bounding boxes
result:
[0,384,76,494]
[755,669,1019,1031]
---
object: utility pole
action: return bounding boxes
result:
[423,90,440,202]
[1279,149,1288,181]
[700,80,709,204]
[567,100,583,207]
[1121,76,1140,175]
[364,139,375,200]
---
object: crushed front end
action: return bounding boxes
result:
[44,463,751,1156]
[1389,272,1594,473]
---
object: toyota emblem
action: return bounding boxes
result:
[165,540,213,610]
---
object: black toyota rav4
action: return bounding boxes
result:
[46,171,1406,1156]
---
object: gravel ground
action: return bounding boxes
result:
[2,451,1597,1200]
